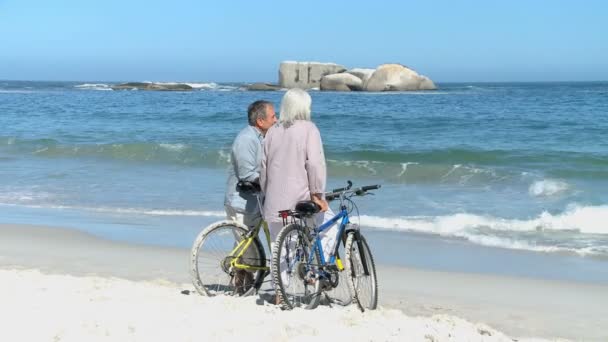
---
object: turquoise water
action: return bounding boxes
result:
[1,80,608,281]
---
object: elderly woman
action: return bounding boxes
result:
[260,88,336,255]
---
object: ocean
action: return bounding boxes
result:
[1,80,607,283]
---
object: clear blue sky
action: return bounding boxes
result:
[1,0,606,82]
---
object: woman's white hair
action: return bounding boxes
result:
[279,88,311,127]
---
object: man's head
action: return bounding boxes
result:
[248,100,276,135]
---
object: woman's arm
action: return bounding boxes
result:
[305,124,328,211]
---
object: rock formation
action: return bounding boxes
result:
[320,73,363,91]
[245,83,282,91]
[346,68,375,85]
[111,82,193,91]
[275,61,436,92]
[363,64,436,91]
[279,61,346,89]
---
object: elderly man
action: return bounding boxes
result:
[224,100,277,229]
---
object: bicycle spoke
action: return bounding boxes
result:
[273,224,321,309]
[346,234,378,311]
[191,222,267,297]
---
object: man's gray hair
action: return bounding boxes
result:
[248,100,272,126]
[279,88,311,127]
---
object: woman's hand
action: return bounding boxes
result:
[311,193,328,212]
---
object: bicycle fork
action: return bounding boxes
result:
[350,229,370,276]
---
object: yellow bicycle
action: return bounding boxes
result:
[190,182,271,296]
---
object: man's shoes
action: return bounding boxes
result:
[233,270,254,295]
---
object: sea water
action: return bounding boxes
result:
[1,81,607,282]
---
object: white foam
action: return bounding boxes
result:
[0,90,35,93]
[529,179,570,197]
[0,202,225,218]
[139,82,219,90]
[536,204,608,234]
[184,82,218,89]
[147,82,242,91]
[217,149,231,163]
[0,190,54,204]
[326,159,381,175]
[158,143,187,152]
[95,207,225,217]
[462,234,580,255]
[441,164,462,180]
[357,204,608,256]
[398,162,419,176]
[74,83,112,91]
[362,204,608,236]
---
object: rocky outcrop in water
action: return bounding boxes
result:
[245,83,282,91]
[364,64,436,91]
[111,82,194,91]
[279,62,347,89]
[320,73,363,91]
[275,61,436,92]
[346,68,375,85]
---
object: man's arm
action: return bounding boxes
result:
[233,135,260,183]
[260,136,268,192]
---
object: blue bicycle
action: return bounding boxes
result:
[271,181,380,311]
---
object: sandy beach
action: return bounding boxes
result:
[1,224,606,341]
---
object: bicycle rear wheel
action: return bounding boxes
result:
[190,220,266,297]
[272,223,321,310]
[345,232,378,311]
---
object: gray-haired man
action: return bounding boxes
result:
[224,100,277,229]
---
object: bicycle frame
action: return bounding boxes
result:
[307,206,350,269]
[228,218,272,271]
[305,194,372,277]
[228,194,272,272]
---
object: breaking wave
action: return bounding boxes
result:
[358,204,608,257]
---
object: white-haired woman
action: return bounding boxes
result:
[261,88,332,240]
[260,88,338,304]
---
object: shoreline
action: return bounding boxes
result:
[3,203,607,285]
[2,223,607,340]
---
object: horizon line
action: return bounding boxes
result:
[2,79,608,84]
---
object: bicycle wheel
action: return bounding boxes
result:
[272,223,321,310]
[322,240,353,307]
[345,232,378,311]
[190,220,266,297]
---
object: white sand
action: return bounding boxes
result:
[1,223,606,341]
[1,268,545,342]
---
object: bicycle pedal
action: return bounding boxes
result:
[325,265,339,272]
[319,279,333,291]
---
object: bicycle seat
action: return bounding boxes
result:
[294,201,320,217]
[236,181,261,194]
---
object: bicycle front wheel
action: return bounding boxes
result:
[272,223,321,310]
[190,220,266,297]
[345,232,378,311]
[322,240,353,307]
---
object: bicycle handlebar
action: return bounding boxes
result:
[236,180,261,193]
[325,182,381,201]
[331,180,353,193]
[361,184,381,191]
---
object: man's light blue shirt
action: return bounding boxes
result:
[224,125,263,214]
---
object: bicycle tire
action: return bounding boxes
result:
[272,223,321,310]
[345,232,378,311]
[190,220,266,297]
[322,240,353,307]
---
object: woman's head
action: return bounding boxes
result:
[279,88,311,126]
